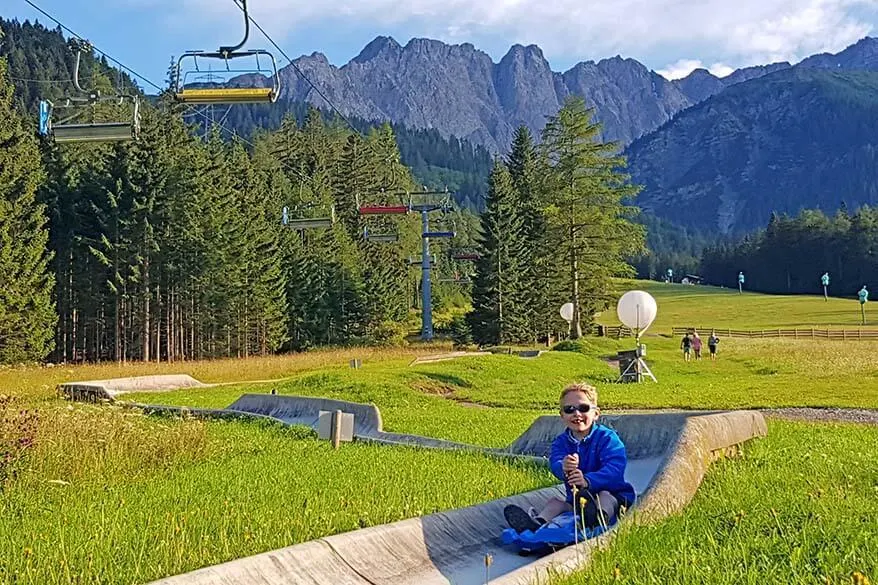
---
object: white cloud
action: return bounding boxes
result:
[147,0,878,71]
[656,59,736,80]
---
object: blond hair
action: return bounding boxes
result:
[560,382,598,405]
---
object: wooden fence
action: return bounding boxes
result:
[596,325,634,338]
[671,326,878,340]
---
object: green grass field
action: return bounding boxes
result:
[1,281,876,584]
[601,280,873,331]
[557,420,878,585]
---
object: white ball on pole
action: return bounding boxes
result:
[616,290,658,336]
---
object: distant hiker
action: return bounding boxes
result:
[680,332,692,362]
[691,330,703,360]
[503,383,635,533]
[708,330,720,361]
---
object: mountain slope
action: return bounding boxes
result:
[625,67,878,234]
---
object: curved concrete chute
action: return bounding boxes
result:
[138,392,765,585]
[59,374,206,402]
[61,379,766,584]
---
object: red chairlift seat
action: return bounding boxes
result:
[358,205,409,215]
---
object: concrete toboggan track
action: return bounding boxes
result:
[60,378,767,585]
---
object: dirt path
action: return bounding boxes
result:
[761,407,878,425]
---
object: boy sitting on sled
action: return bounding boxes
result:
[504,382,635,532]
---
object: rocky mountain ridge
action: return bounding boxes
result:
[273,35,878,153]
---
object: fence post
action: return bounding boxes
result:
[332,410,342,449]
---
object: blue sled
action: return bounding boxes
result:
[500,512,610,555]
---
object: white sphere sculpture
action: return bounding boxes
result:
[616,290,658,334]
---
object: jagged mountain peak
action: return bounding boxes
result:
[299,51,332,66]
[598,55,640,67]
[352,35,402,63]
[502,43,547,59]
[274,34,878,154]
[686,68,718,79]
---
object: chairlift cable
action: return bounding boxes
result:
[9,76,72,84]
[16,0,341,187]
[19,0,314,184]
[21,0,164,94]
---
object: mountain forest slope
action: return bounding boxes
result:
[626,67,878,234]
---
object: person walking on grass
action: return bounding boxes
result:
[708,330,720,361]
[680,332,692,362]
[691,329,703,360]
[503,383,635,534]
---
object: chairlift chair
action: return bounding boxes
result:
[450,248,481,261]
[363,226,399,243]
[282,204,335,231]
[408,254,436,266]
[408,187,453,214]
[38,39,141,143]
[423,230,456,239]
[357,190,410,215]
[174,0,280,105]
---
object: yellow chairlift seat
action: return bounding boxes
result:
[176,86,275,104]
[174,1,280,107]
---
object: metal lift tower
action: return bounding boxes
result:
[358,190,455,341]
[412,192,455,340]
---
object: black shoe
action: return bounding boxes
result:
[504,504,541,533]
[579,494,610,528]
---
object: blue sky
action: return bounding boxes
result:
[7,0,878,92]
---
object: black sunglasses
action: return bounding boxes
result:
[562,404,593,415]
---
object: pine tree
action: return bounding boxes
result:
[505,125,547,342]
[467,160,529,345]
[541,96,645,338]
[0,55,56,362]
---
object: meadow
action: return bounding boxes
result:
[600,280,874,330]
[0,282,875,584]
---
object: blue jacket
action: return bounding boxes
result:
[549,424,636,507]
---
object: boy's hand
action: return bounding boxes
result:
[562,454,579,474]
[566,469,587,489]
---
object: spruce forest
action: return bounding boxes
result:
[701,208,878,295]
[0,19,644,365]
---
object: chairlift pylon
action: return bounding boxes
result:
[174,0,280,105]
[38,39,141,143]
[407,254,436,266]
